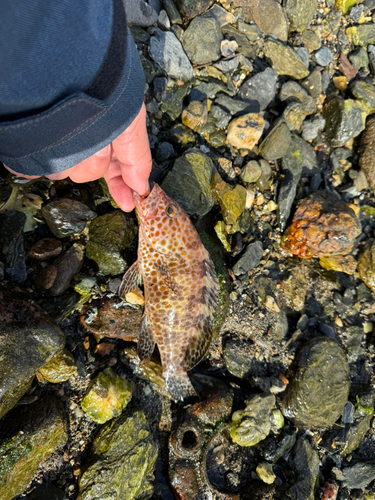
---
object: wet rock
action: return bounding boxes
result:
[226,112,265,150]
[0,396,67,500]
[342,463,375,489]
[346,24,375,46]
[358,239,375,292]
[285,0,317,32]
[301,118,326,141]
[287,437,319,500]
[169,123,195,146]
[41,199,96,238]
[150,29,194,81]
[237,0,289,41]
[211,172,247,225]
[263,37,310,79]
[210,104,231,129]
[28,238,62,260]
[162,0,182,24]
[232,241,263,276]
[161,149,215,217]
[278,135,317,231]
[86,211,136,276]
[359,115,375,191]
[28,483,67,500]
[281,190,361,257]
[175,0,215,20]
[81,297,142,341]
[257,159,273,192]
[81,368,132,424]
[78,409,158,500]
[0,211,27,282]
[214,220,231,252]
[283,102,306,131]
[130,25,150,43]
[240,160,262,183]
[279,80,317,115]
[281,336,350,428]
[182,100,208,131]
[34,264,58,290]
[223,337,257,379]
[182,16,222,65]
[216,94,258,116]
[49,243,84,296]
[351,80,375,111]
[0,283,65,419]
[202,4,236,27]
[237,68,278,111]
[301,69,322,99]
[259,119,292,161]
[230,393,276,446]
[312,45,333,66]
[160,82,190,120]
[39,348,78,383]
[340,394,374,455]
[319,254,357,275]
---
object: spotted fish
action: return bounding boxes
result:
[119,183,220,401]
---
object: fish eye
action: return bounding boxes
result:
[166,205,178,218]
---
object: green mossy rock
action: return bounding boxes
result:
[0,283,66,419]
[263,37,310,79]
[81,368,132,424]
[346,24,375,46]
[86,211,136,276]
[358,239,375,292]
[211,172,247,225]
[282,337,350,429]
[350,81,375,112]
[231,393,276,446]
[336,0,356,13]
[285,0,318,33]
[39,348,78,383]
[323,99,368,147]
[78,409,158,500]
[160,83,190,120]
[0,397,67,500]
[161,149,215,217]
[259,119,292,161]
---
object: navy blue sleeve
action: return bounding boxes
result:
[0,0,145,176]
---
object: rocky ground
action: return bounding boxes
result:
[2,0,375,498]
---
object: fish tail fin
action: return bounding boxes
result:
[164,370,196,402]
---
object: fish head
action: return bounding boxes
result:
[133,183,195,255]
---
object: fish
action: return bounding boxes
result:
[119,183,220,401]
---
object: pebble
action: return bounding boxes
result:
[226,113,265,150]
[240,160,262,183]
[323,99,368,148]
[242,0,289,41]
[312,45,333,66]
[285,0,318,33]
[181,100,208,131]
[283,102,307,131]
[181,16,222,65]
[358,239,375,292]
[259,119,292,161]
[34,264,58,290]
[211,172,247,225]
[49,244,84,296]
[256,462,276,484]
[232,241,263,276]
[301,118,326,141]
[279,80,317,115]
[41,199,96,238]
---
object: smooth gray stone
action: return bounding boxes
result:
[237,68,278,110]
[233,241,263,276]
[125,0,158,27]
[342,463,375,489]
[312,45,333,66]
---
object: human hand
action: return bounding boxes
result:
[4,103,152,212]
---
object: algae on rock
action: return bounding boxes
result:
[78,409,158,500]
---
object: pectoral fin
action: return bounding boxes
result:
[119,261,142,297]
[137,315,155,362]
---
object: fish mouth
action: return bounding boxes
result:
[132,181,159,219]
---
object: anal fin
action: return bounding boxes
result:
[164,370,197,401]
[137,315,155,362]
[119,260,142,297]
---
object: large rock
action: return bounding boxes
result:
[346,24,375,46]
[182,15,222,65]
[281,190,361,258]
[263,37,310,79]
[149,29,194,81]
[0,283,66,419]
[78,409,158,500]
[161,149,215,217]
[285,0,318,33]
[86,211,136,276]
[282,337,350,429]
[287,437,320,500]
[41,199,96,238]
[323,99,368,147]
[0,397,67,500]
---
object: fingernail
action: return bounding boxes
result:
[95,144,111,157]
[140,182,150,197]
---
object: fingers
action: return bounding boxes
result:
[67,144,112,183]
[3,164,41,179]
[111,103,152,196]
[104,160,135,211]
